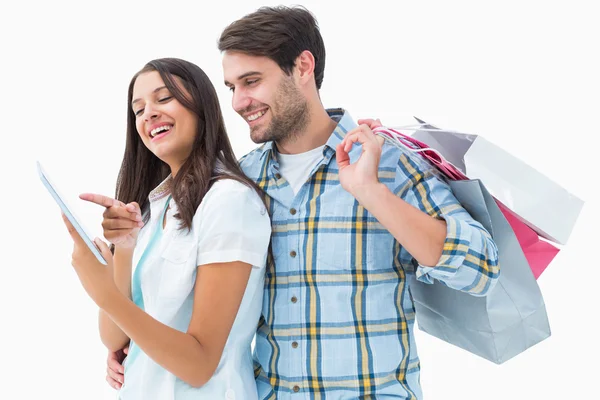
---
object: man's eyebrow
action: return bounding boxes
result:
[224,71,262,86]
[131,86,168,105]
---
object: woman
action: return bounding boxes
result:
[62,58,271,399]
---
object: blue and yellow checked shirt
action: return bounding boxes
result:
[240,109,500,399]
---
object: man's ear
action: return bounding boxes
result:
[295,50,316,86]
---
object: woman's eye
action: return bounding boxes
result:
[158,96,173,102]
[134,109,143,116]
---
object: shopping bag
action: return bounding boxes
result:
[408,118,584,246]
[408,179,552,364]
[374,125,561,278]
[373,126,553,363]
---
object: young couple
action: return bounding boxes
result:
[63,5,500,399]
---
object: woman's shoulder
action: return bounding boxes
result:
[206,178,261,201]
[196,178,266,217]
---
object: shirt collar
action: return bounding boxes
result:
[324,108,358,151]
[149,174,173,203]
[147,158,227,209]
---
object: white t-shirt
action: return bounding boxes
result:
[119,177,271,400]
[277,145,325,195]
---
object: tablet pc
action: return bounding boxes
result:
[37,161,108,265]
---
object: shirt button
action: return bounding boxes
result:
[290,208,297,215]
[291,296,298,303]
[290,250,297,258]
[292,341,299,348]
[275,173,282,179]
[293,385,300,393]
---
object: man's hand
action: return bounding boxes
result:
[106,346,128,390]
[336,123,385,199]
[357,118,382,130]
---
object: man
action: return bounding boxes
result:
[106,6,499,399]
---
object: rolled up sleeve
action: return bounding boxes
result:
[395,152,500,296]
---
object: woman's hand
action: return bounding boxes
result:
[62,213,119,308]
[79,194,143,249]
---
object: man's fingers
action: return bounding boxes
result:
[336,143,351,169]
[108,352,125,374]
[357,118,382,129]
[106,349,125,388]
[340,125,382,154]
[342,130,366,152]
[106,372,123,389]
[347,125,378,146]
[80,193,122,208]
[343,132,360,152]
[358,123,376,137]
[107,365,124,383]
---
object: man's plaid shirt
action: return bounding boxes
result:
[240,109,500,399]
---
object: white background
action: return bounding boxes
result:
[2,0,598,398]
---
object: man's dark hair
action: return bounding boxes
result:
[218,5,326,89]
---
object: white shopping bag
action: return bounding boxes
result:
[408,118,584,245]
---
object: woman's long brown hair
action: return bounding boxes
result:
[114,58,264,234]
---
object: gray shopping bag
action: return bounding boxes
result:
[409,179,551,364]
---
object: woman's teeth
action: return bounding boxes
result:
[150,125,172,138]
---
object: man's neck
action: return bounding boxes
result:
[275,104,337,155]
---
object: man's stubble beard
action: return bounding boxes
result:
[251,76,310,145]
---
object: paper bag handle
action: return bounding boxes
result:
[373,126,468,181]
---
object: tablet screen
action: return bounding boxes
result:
[37,161,108,265]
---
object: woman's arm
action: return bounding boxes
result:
[98,246,133,352]
[65,181,270,388]
[99,260,252,387]
[77,194,143,351]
